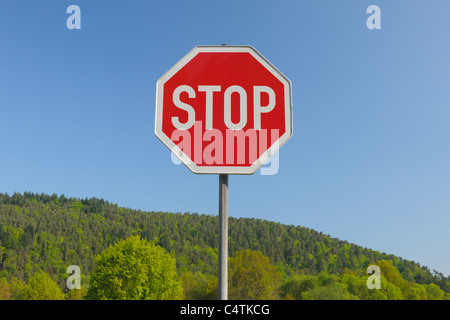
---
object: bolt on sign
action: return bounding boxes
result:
[155,45,293,174]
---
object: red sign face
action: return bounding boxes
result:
[155,46,292,174]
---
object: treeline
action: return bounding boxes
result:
[0,239,448,300]
[0,192,449,299]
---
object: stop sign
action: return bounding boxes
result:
[155,45,292,174]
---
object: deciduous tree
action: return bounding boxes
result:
[87,235,183,300]
[23,272,64,300]
[229,250,281,300]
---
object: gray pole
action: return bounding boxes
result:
[218,174,228,300]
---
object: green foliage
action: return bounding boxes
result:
[279,260,449,300]
[86,235,183,300]
[301,283,358,300]
[0,192,449,300]
[65,287,87,300]
[281,274,320,300]
[426,283,445,300]
[229,250,281,300]
[8,277,26,300]
[376,260,405,288]
[404,283,427,300]
[181,271,217,300]
[23,272,65,300]
[0,277,11,300]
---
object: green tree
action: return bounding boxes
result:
[23,272,65,300]
[340,273,387,300]
[281,274,320,300]
[341,272,404,300]
[87,235,183,300]
[181,271,218,300]
[426,283,445,300]
[377,260,404,287]
[66,287,88,300]
[229,250,281,300]
[381,280,404,300]
[404,283,427,300]
[8,277,26,300]
[0,278,11,300]
[301,282,358,300]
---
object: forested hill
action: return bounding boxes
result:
[0,192,449,293]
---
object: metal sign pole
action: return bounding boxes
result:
[218,174,228,300]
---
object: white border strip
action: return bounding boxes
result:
[155,45,293,175]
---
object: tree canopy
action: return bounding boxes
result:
[87,235,183,300]
[229,250,281,299]
[0,192,449,300]
[23,272,64,300]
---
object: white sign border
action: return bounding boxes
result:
[155,45,293,175]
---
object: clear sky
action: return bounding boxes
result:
[1,1,449,276]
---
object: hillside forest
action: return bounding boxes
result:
[0,192,449,300]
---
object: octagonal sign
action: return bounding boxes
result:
[155,45,292,174]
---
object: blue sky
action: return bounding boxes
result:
[1,1,449,276]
